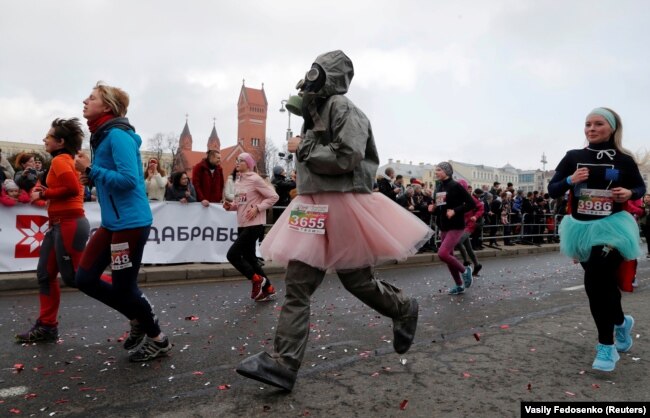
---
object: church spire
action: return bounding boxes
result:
[207,117,220,151]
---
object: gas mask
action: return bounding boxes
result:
[296,64,326,95]
[295,63,327,130]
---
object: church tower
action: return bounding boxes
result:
[237,80,267,163]
[207,118,221,151]
[179,116,193,151]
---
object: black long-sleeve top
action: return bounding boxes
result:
[548,140,646,221]
[433,178,476,231]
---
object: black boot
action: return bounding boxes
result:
[392,298,419,354]
[236,352,297,391]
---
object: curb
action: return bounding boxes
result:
[0,243,560,293]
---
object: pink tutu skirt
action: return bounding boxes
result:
[260,192,433,272]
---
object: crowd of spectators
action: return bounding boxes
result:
[3,149,649,261]
[373,168,577,251]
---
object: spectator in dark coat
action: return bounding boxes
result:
[377,167,400,202]
[271,165,296,222]
[165,172,197,204]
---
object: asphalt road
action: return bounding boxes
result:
[1,252,648,417]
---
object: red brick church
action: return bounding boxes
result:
[174,80,268,178]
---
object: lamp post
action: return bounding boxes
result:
[540,152,547,193]
[279,98,293,141]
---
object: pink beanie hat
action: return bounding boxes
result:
[238,152,256,170]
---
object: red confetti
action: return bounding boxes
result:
[527,383,532,391]
[399,400,409,410]
[9,408,20,414]
[185,315,199,321]
[192,371,204,376]
[217,384,231,390]
[462,372,471,378]
[499,325,510,329]
[55,399,69,404]
[473,333,481,341]
[591,384,600,389]
[14,364,24,372]
[24,393,37,399]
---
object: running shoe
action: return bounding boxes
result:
[592,343,619,372]
[128,336,171,362]
[251,274,267,300]
[462,266,473,288]
[448,285,465,295]
[473,264,482,276]
[15,320,58,343]
[256,285,276,302]
[123,320,146,350]
[614,315,634,352]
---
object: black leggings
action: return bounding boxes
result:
[227,225,268,281]
[76,226,161,338]
[580,246,625,345]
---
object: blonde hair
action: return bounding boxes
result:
[597,107,635,161]
[94,81,129,117]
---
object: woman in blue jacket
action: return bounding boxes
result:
[74,82,170,362]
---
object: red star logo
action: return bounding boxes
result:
[15,215,49,258]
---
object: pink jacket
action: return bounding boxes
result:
[464,195,484,233]
[227,172,278,227]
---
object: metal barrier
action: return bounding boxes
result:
[480,213,564,247]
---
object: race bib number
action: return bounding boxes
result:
[435,192,447,206]
[110,242,133,270]
[288,204,328,234]
[235,193,247,204]
[577,188,613,216]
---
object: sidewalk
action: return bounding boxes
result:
[0,243,560,293]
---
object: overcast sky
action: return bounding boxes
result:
[1,0,649,171]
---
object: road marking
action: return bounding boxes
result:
[0,386,29,398]
[563,285,585,291]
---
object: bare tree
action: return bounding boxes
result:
[147,133,166,162]
[146,132,179,174]
[262,139,283,177]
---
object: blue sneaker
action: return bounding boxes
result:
[615,315,634,352]
[592,343,620,372]
[462,266,473,288]
[448,285,465,295]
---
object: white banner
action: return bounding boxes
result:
[0,202,239,272]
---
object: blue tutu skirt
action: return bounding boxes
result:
[559,211,641,262]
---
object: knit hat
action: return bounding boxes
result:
[238,152,256,170]
[437,161,453,176]
[273,165,284,177]
[3,179,18,191]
